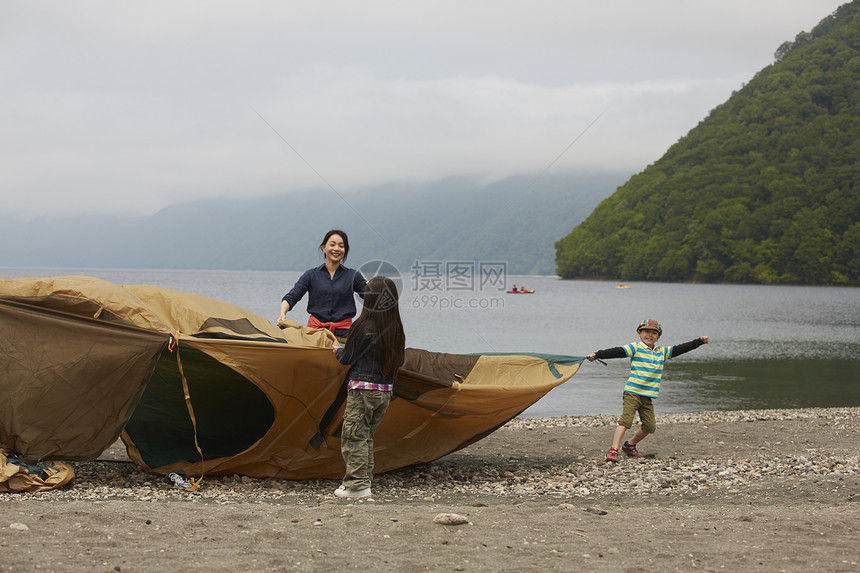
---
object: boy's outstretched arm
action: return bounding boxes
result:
[586,346,627,362]
[670,336,709,358]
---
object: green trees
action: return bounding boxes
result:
[556,2,860,285]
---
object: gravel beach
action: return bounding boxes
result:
[3,407,858,572]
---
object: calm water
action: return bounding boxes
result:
[4,267,859,417]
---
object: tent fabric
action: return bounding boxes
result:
[0,449,75,493]
[0,275,583,480]
[0,297,168,462]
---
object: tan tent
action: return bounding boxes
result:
[0,275,582,480]
[0,450,74,493]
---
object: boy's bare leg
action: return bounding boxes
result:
[629,428,648,446]
[611,425,628,450]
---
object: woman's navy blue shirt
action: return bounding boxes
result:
[282,264,367,323]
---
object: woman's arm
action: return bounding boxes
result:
[277,299,292,325]
[353,270,368,299]
[279,270,312,324]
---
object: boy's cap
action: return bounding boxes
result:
[637,319,662,334]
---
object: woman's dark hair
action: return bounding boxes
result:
[346,276,405,381]
[320,229,350,261]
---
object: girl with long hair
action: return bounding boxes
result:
[333,275,406,498]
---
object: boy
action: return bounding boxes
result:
[587,319,709,462]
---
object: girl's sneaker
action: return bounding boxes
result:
[334,485,372,498]
[622,441,641,457]
[605,447,619,462]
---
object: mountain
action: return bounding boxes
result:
[0,172,630,276]
[555,2,860,285]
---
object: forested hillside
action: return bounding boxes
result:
[556,2,860,285]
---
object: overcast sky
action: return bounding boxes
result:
[1,1,846,219]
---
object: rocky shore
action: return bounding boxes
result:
[3,407,858,572]
[7,407,857,503]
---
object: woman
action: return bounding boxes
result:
[278,230,367,338]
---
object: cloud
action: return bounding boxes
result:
[0,0,846,218]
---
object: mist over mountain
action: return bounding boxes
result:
[2,172,630,276]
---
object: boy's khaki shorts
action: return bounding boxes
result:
[618,391,656,434]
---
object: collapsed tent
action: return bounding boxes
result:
[0,275,582,480]
[0,450,74,493]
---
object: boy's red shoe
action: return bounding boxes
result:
[605,447,619,463]
[622,441,641,457]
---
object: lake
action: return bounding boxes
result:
[3,267,859,417]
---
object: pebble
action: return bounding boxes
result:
[1,407,856,504]
[433,513,471,525]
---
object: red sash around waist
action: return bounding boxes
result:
[307,315,352,334]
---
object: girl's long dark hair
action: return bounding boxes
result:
[345,276,405,380]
